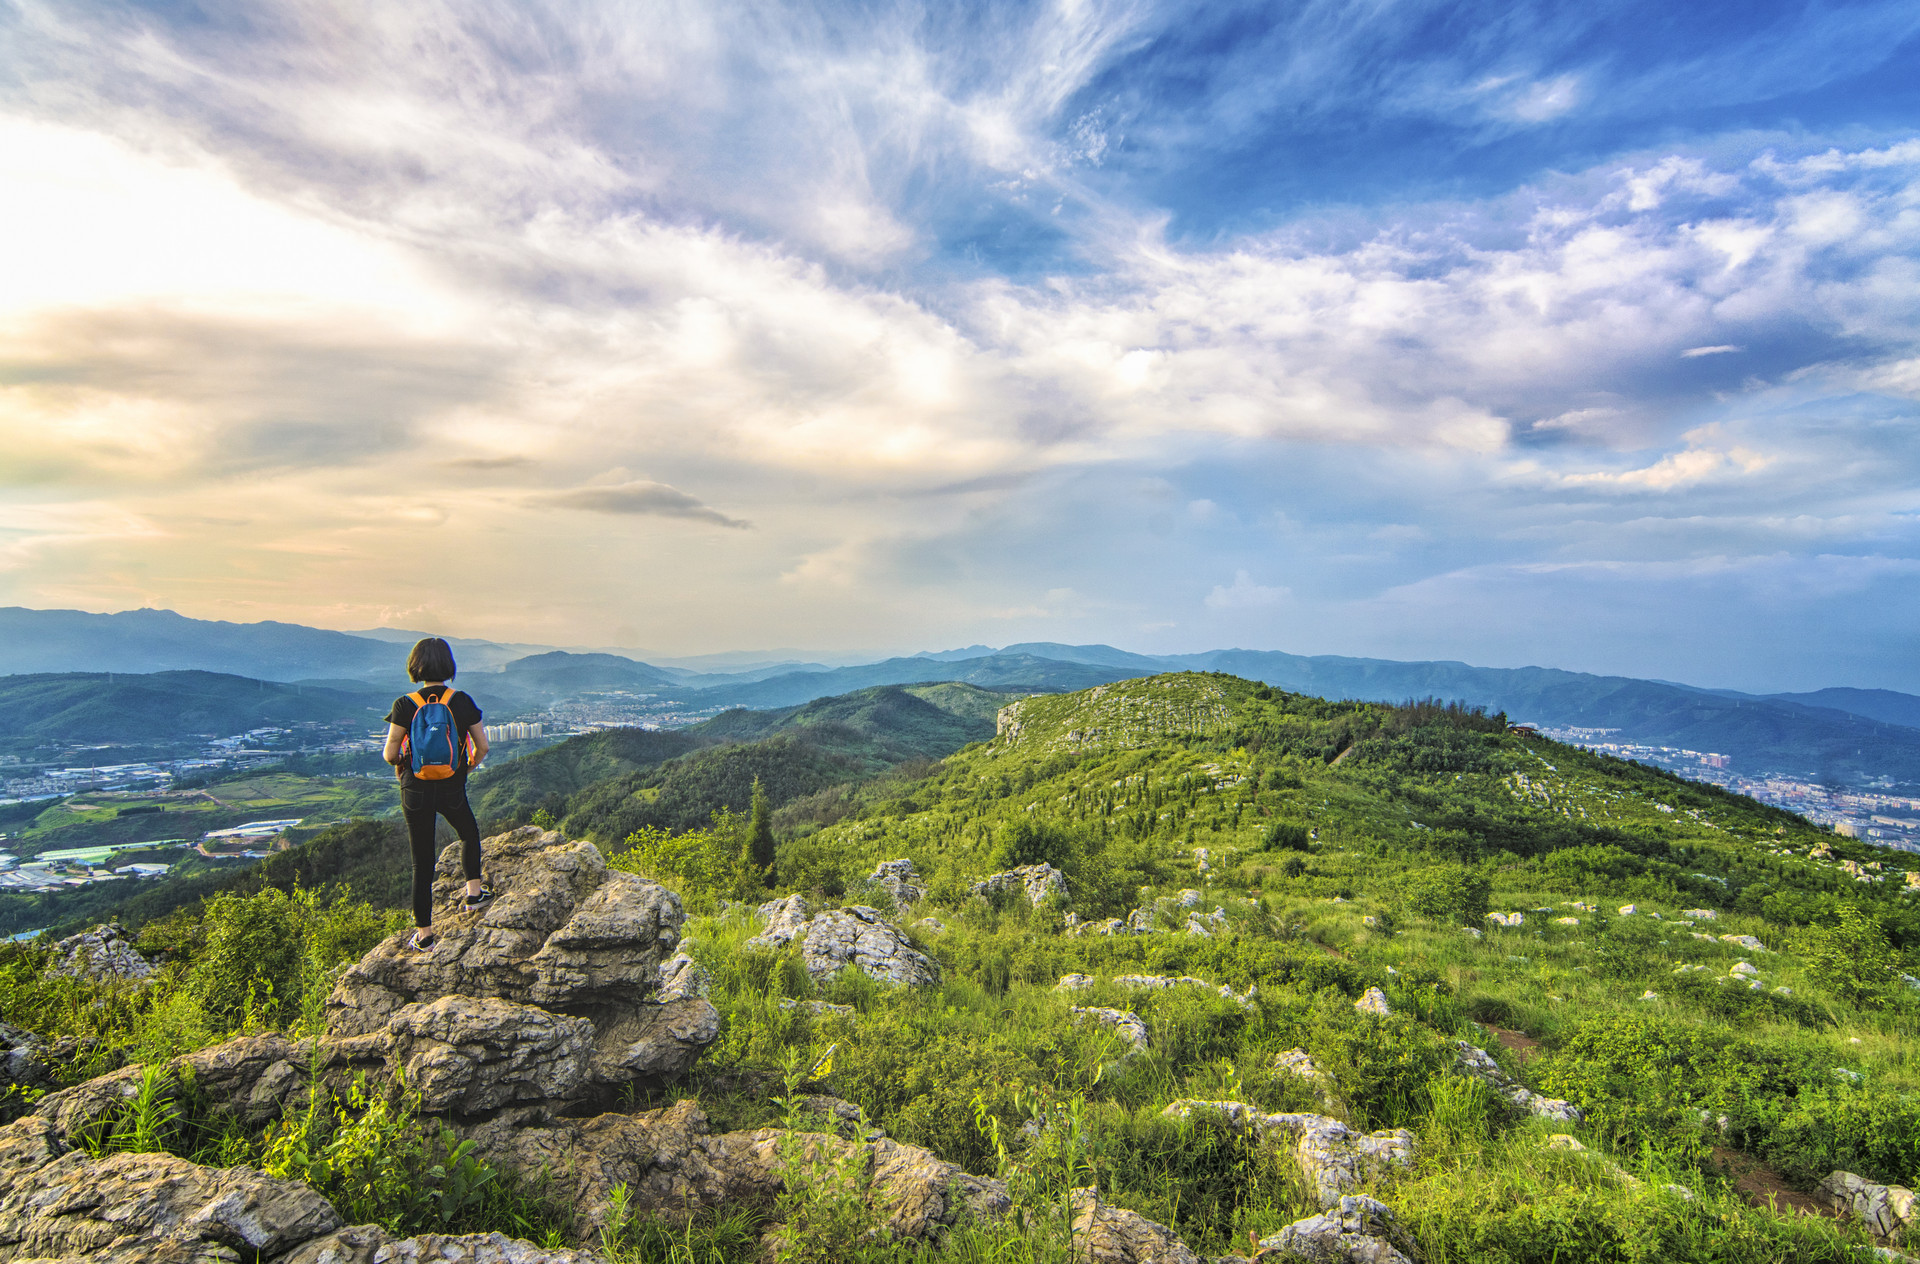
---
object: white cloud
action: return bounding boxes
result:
[1206,571,1289,610]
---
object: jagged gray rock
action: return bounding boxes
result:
[1068,1187,1201,1264]
[0,1141,342,1264]
[746,900,939,988]
[970,863,1069,906]
[656,952,710,1002]
[745,895,813,950]
[325,828,719,1090]
[1453,1040,1583,1123]
[464,1099,1006,1240]
[387,996,595,1114]
[1071,1007,1150,1052]
[45,924,153,983]
[1161,1103,1415,1208]
[867,859,925,910]
[1817,1170,1918,1241]
[325,828,689,1037]
[285,1227,604,1264]
[1353,988,1391,1017]
[0,1022,51,1116]
[1257,1194,1417,1264]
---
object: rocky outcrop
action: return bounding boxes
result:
[1817,1170,1918,1242]
[1453,1040,1583,1123]
[0,1142,342,1264]
[387,997,595,1115]
[0,1023,52,1116]
[1068,1188,1201,1264]
[46,924,153,983]
[285,1228,602,1264]
[1160,1103,1415,1208]
[970,864,1068,906]
[1353,988,1391,1017]
[1071,1008,1150,1053]
[1256,1194,1417,1264]
[325,827,719,1090]
[867,860,925,910]
[747,898,940,988]
[463,1098,1007,1240]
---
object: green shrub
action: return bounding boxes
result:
[1403,865,1492,926]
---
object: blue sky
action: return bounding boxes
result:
[1,0,1918,691]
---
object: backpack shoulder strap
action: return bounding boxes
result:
[408,690,430,710]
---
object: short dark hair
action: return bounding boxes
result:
[407,637,457,682]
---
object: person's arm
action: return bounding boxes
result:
[467,722,490,769]
[383,723,407,766]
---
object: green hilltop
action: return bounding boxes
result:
[7,671,1920,1263]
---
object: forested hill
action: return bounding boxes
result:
[0,670,386,745]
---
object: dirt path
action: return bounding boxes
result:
[1482,1022,1544,1063]
[1710,1147,1832,1219]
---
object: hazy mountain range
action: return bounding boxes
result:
[5,606,1920,786]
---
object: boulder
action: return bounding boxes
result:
[325,828,688,1038]
[1817,1170,1918,1241]
[970,864,1069,906]
[284,1227,603,1264]
[0,1143,341,1264]
[0,1023,52,1117]
[1353,988,1391,1017]
[464,1099,1007,1241]
[867,860,925,910]
[1453,1040,1583,1123]
[1159,1104,1415,1208]
[387,997,595,1114]
[745,895,814,950]
[1068,1188,1201,1264]
[1068,918,1131,937]
[31,1032,314,1144]
[45,924,154,983]
[1256,1195,1416,1264]
[1071,1007,1150,1053]
[1719,934,1770,953]
[800,908,940,987]
[323,828,719,1093]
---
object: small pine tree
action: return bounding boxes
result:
[748,776,776,885]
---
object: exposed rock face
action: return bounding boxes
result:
[655,952,710,1002]
[46,924,153,983]
[1068,1188,1200,1264]
[1720,934,1770,952]
[0,1023,52,1115]
[1257,1195,1416,1264]
[32,1032,314,1143]
[800,908,941,987]
[464,1099,1007,1240]
[747,898,941,988]
[0,1142,342,1264]
[325,828,718,1090]
[867,859,925,910]
[1353,988,1392,1017]
[285,1227,603,1264]
[387,997,595,1115]
[1818,1170,1918,1241]
[970,864,1069,906]
[1453,1040,1583,1123]
[1071,1008,1149,1053]
[1160,1103,1415,1209]
[327,829,686,1037]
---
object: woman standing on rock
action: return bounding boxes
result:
[382,637,493,953]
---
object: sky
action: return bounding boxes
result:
[2,0,1919,692]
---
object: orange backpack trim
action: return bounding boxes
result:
[406,686,466,780]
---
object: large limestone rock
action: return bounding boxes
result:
[1256,1194,1417,1264]
[326,828,686,1035]
[1160,1103,1415,1209]
[387,997,595,1115]
[970,864,1068,906]
[747,898,940,988]
[325,828,719,1090]
[464,1099,1007,1240]
[46,924,154,983]
[867,859,925,910]
[31,1033,314,1143]
[1454,1040,1583,1123]
[1818,1170,1918,1241]
[0,1141,341,1264]
[0,1023,52,1119]
[1067,1188,1201,1264]
[285,1227,603,1264]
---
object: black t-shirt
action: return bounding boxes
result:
[386,684,483,785]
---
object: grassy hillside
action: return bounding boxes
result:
[466,728,707,825]
[12,672,1920,1262]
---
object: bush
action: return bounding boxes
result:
[1264,821,1310,851]
[610,815,759,910]
[1403,865,1491,926]
[1800,904,1900,1005]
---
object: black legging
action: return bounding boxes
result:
[401,779,482,928]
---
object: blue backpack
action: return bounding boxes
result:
[406,688,467,780]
